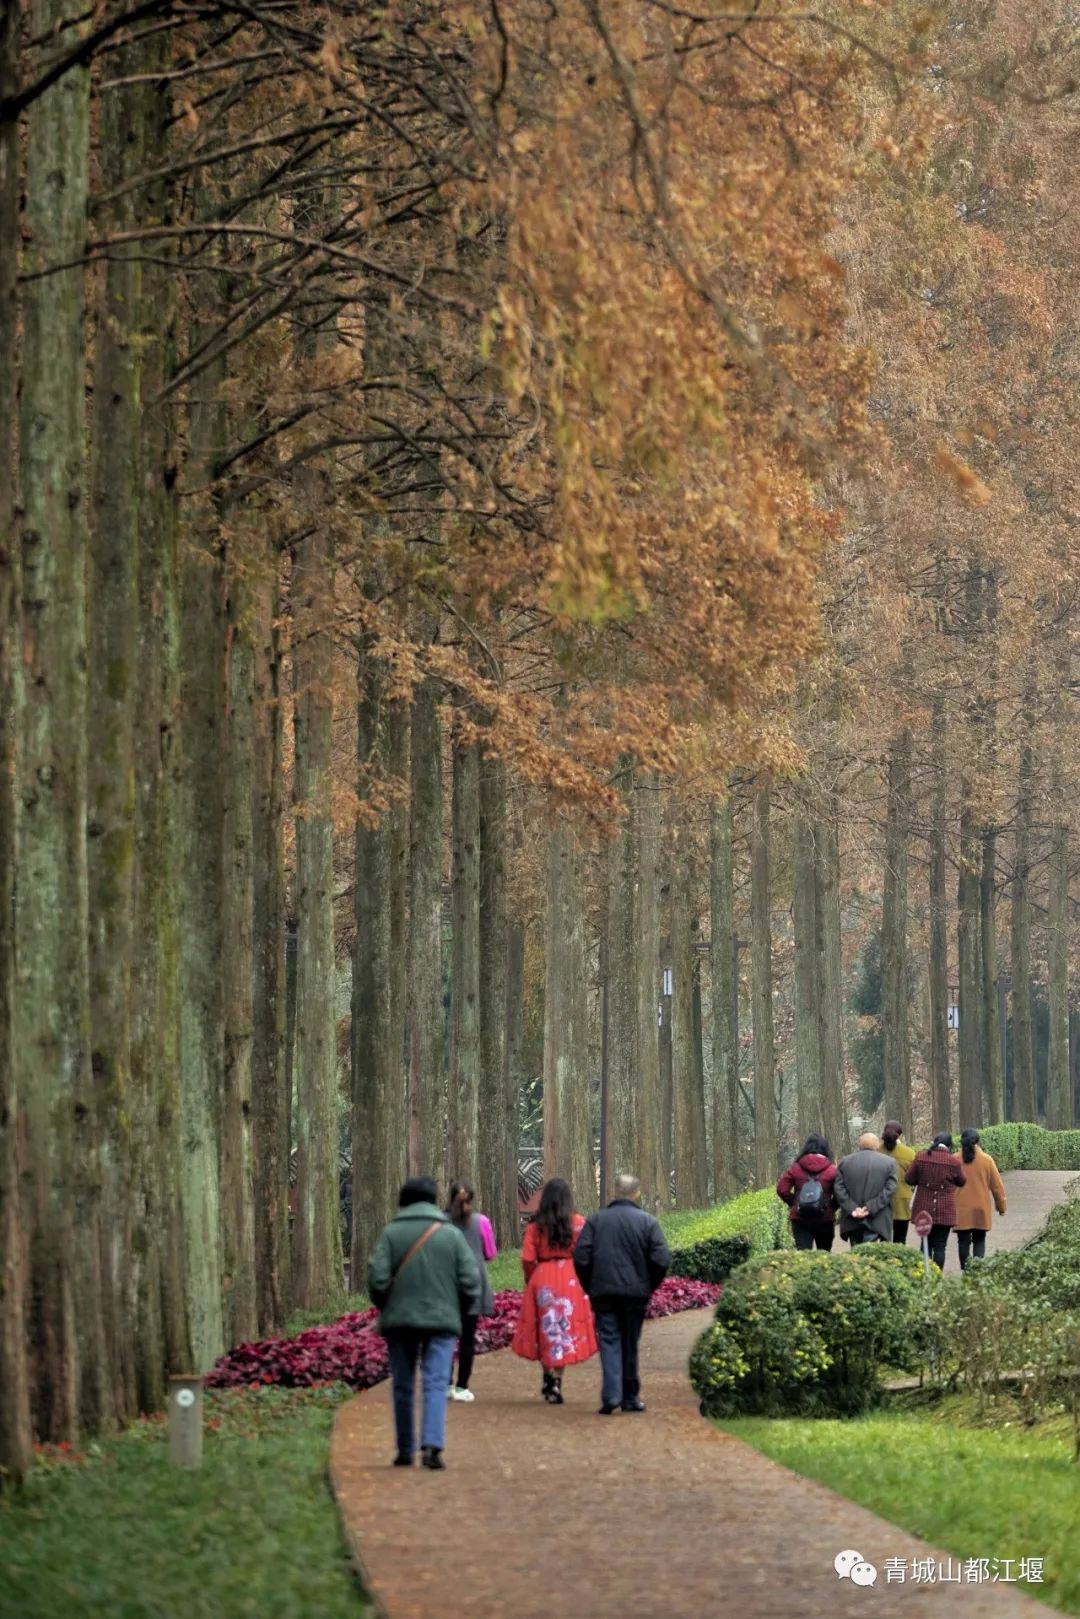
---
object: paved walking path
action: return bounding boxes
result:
[330,1170,1073,1619]
[938,1168,1075,1272]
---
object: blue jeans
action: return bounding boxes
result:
[595,1304,646,1408]
[386,1331,456,1456]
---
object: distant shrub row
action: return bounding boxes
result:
[666,1189,792,1284]
[965,1124,1080,1171]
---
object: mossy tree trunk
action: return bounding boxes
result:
[928,696,952,1132]
[750,781,776,1186]
[447,727,481,1186]
[0,0,31,1481]
[605,763,637,1203]
[479,752,514,1243]
[251,566,289,1334]
[881,729,912,1137]
[814,794,847,1157]
[406,652,444,1179]
[634,775,663,1208]
[710,796,740,1200]
[1010,705,1036,1124]
[671,807,707,1207]
[291,529,341,1309]
[792,794,821,1146]
[17,0,110,1437]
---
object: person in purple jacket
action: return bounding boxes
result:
[777,1134,839,1250]
[446,1179,497,1402]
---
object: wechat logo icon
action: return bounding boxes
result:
[835,1549,878,1587]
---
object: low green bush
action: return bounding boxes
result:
[664,1187,793,1257]
[668,1233,752,1283]
[690,1247,935,1418]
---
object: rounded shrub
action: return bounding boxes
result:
[691,1248,932,1417]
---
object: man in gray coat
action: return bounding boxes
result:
[834,1133,898,1245]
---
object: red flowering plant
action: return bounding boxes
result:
[206,1279,718,1390]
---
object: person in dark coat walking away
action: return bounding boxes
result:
[368,1176,482,1470]
[834,1133,897,1245]
[906,1132,967,1271]
[574,1173,670,1415]
[777,1135,839,1250]
[446,1179,497,1402]
[511,1176,597,1403]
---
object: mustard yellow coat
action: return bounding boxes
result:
[882,1140,916,1220]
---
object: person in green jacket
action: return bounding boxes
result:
[368,1177,482,1471]
[881,1121,916,1245]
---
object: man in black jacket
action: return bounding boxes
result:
[574,1174,670,1414]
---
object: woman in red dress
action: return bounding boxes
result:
[512,1177,597,1403]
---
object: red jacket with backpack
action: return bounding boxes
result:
[776,1153,838,1226]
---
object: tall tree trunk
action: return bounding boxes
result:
[634,775,663,1208]
[406,656,444,1178]
[178,336,227,1370]
[980,829,1004,1123]
[130,125,189,1397]
[386,696,408,1202]
[87,35,146,1421]
[928,697,951,1132]
[605,765,637,1203]
[1010,708,1036,1123]
[291,531,340,1309]
[18,1,110,1437]
[479,753,514,1243]
[957,789,983,1130]
[220,574,257,1345]
[792,794,821,1145]
[0,0,31,1481]
[750,781,776,1185]
[671,808,707,1206]
[710,797,740,1200]
[542,818,594,1210]
[881,730,912,1137]
[251,568,289,1335]
[1046,809,1072,1129]
[447,729,481,1185]
[814,793,847,1157]
[352,646,392,1280]
[504,814,526,1229]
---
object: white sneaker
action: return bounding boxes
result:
[450,1387,475,1402]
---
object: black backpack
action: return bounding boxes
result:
[794,1166,827,1220]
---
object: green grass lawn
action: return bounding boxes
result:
[721,1401,1080,1615]
[0,1385,367,1619]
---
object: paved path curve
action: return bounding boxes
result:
[330,1170,1075,1619]
[938,1168,1075,1272]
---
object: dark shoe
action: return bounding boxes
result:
[542,1371,555,1401]
[549,1375,564,1405]
[421,1446,445,1470]
[598,1403,619,1415]
[621,1398,646,1413]
[393,1453,413,1467]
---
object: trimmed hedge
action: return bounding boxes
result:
[665,1187,793,1262]
[927,1124,1080,1170]
[668,1233,752,1284]
[690,1244,938,1418]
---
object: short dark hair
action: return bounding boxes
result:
[931,1132,954,1152]
[399,1176,438,1208]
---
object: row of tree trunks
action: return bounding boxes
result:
[0,0,32,1482]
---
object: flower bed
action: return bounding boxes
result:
[207,1276,720,1392]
